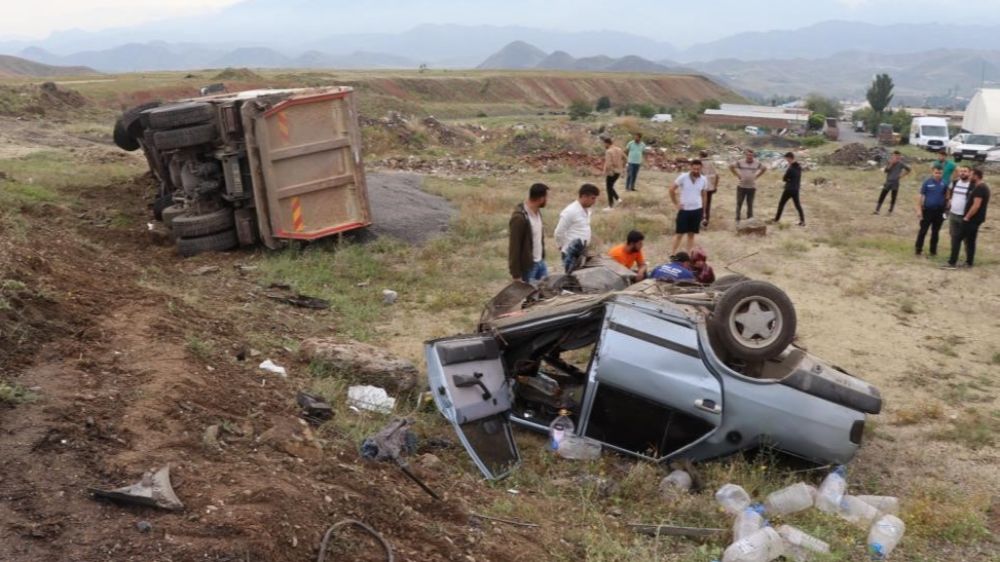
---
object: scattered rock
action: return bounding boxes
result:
[417,453,441,468]
[257,417,321,460]
[382,289,398,305]
[736,218,767,236]
[203,425,221,449]
[189,265,220,276]
[348,385,396,414]
[299,339,419,393]
[136,521,152,533]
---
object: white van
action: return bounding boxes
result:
[650,113,673,123]
[910,116,950,151]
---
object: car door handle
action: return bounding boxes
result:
[695,399,721,415]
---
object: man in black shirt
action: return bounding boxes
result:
[772,152,805,226]
[944,168,990,269]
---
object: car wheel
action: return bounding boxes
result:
[161,204,185,229]
[177,229,239,257]
[152,123,216,151]
[113,118,140,151]
[171,208,235,238]
[710,280,796,362]
[710,274,749,291]
[122,101,161,137]
[145,102,214,130]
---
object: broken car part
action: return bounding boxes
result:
[90,465,184,511]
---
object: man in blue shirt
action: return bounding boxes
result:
[915,166,947,257]
[650,252,696,282]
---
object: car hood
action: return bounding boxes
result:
[957,144,996,150]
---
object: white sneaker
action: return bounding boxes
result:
[602,207,614,212]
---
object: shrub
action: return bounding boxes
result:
[595,96,611,112]
[568,99,592,120]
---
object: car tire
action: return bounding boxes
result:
[171,208,235,238]
[711,274,749,291]
[152,123,216,151]
[145,102,214,130]
[161,204,185,229]
[113,118,140,151]
[122,101,161,137]
[710,280,796,362]
[177,229,239,257]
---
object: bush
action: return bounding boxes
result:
[568,99,592,120]
[697,98,721,113]
[595,96,611,112]
[807,113,826,131]
[805,94,842,119]
[801,136,827,148]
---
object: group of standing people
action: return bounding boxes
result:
[601,132,648,208]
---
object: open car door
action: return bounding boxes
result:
[425,335,519,480]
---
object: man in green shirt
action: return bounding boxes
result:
[934,149,956,185]
[624,132,646,191]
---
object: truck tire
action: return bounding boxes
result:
[177,229,239,257]
[709,280,796,362]
[152,123,216,151]
[171,208,235,238]
[113,118,140,151]
[122,101,161,137]
[146,102,214,130]
[152,193,173,221]
[161,204,185,229]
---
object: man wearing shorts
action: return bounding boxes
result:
[669,159,708,256]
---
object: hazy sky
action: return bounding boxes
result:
[5,0,1000,45]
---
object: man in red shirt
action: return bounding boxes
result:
[608,230,647,280]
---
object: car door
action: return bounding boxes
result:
[425,334,519,480]
[583,303,723,459]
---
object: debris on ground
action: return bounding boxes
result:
[263,285,330,309]
[382,289,398,304]
[628,523,724,538]
[736,218,767,236]
[317,519,395,562]
[202,424,221,449]
[256,417,321,460]
[422,116,476,147]
[347,385,396,414]
[189,265,220,276]
[297,391,333,424]
[90,465,184,511]
[376,155,515,175]
[659,469,693,497]
[360,418,440,500]
[366,172,454,245]
[300,338,420,393]
[135,521,153,533]
[258,359,288,378]
[822,143,888,166]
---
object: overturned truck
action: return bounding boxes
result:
[113,87,372,256]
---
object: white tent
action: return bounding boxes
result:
[961,89,1000,133]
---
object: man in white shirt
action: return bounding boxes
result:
[554,183,600,273]
[945,165,972,266]
[669,159,708,255]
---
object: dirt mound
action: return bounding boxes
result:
[366,172,454,244]
[0,82,89,117]
[499,128,580,156]
[212,67,262,81]
[421,116,475,147]
[823,142,887,166]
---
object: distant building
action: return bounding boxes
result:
[961,89,1000,134]
[702,106,810,131]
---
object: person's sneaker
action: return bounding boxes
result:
[602,207,614,212]
[798,221,806,227]
[940,264,958,270]
[872,210,880,215]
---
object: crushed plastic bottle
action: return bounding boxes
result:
[856,495,900,515]
[721,526,785,562]
[732,504,766,541]
[815,465,848,513]
[838,494,880,528]
[867,514,905,560]
[777,525,830,561]
[548,409,575,452]
[555,435,601,460]
[716,483,753,515]
[763,482,816,515]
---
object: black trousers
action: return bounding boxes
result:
[876,183,899,212]
[703,190,715,223]
[949,220,982,266]
[606,173,620,207]
[736,187,755,220]
[915,207,944,255]
[775,189,804,223]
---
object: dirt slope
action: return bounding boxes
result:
[0,54,97,78]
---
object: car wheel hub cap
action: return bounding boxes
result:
[730,297,781,348]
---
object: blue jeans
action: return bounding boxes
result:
[521,260,548,283]
[561,239,587,273]
[625,163,641,190]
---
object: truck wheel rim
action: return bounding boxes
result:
[728,295,782,349]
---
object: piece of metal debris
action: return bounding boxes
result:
[265,293,331,309]
[360,418,439,501]
[627,523,724,538]
[297,392,333,425]
[90,465,184,511]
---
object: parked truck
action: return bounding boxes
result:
[909,116,950,151]
[112,87,372,256]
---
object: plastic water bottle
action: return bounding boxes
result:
[763,483,816,515]
[856,495,900,515]
[867,514,905,560]
[815,465,848,513]
[555,435,601,460]
[721,526,785,562]
[732,504,766,541]
[659,470,693,496]
[838,494,880,528]
[548,409,575,451]
[716,483,752,515]
[777,525,830,561]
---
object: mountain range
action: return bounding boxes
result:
[477,41,683,74]
[0,54,95,78]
